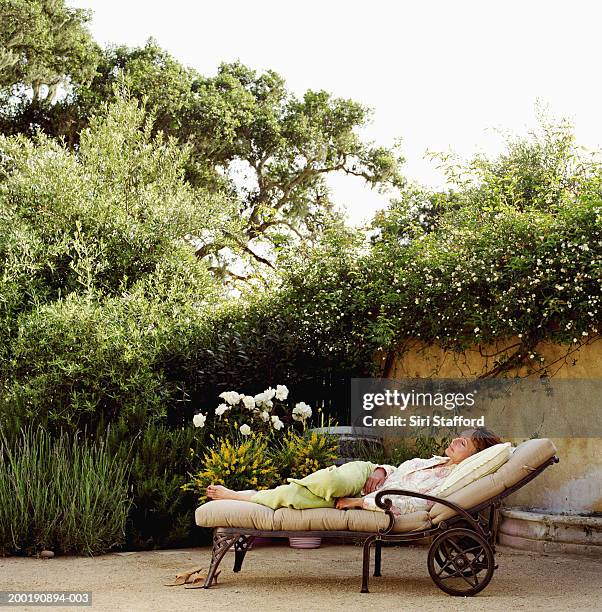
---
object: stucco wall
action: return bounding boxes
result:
[378,337,602,513]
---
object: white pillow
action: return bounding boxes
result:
[437,442,513,498]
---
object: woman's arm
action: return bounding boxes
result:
[336,496,402,516]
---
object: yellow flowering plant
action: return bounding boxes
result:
[270,430,339,480]
[183,433,280,504]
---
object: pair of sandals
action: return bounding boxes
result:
[164,567,221,589]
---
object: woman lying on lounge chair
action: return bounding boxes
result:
[206,426,502,516]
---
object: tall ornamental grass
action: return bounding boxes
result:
[0,428,131,556]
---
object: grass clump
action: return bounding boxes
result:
[0,427,131,556]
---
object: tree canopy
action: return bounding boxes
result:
[0,0,99,101]
[1,31,404,289]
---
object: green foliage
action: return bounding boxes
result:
[212,117,600,384]
[0,427,131,556]
[105,422,207,550]
[0,284,217,430]
[184,427,338,505]
[0,93,233,430]
[1,37,404,288]
[0,93,227,301]
[387,437,451,466]
[0,0,99,99]
[270,430,339,479]
[265,117,601,378]
[363,121,602,364]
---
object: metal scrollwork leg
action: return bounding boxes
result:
[233,535,255,573]
[203,530,241,589]
[374,540,382,577]
[361,535,378,593]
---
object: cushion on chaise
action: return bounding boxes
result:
[196,500,430,533]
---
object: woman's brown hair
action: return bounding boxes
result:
[470,426,502,453]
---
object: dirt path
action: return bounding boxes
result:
[1,542,601,611]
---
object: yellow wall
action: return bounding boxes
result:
[379,337,602,512]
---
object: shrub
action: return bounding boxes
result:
[387,436,451,466]
[362,119,602,370]
[105,422,207,550]
[0,427,131,556]
[0,93,231,431]
[0,284,212,431]
[270,430,339,479]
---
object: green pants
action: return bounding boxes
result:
[250,460,378,510]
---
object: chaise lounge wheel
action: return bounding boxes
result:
[427,528,494,596]
[432,524,479,578]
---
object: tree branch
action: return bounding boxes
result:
[223,230,275,269]
[253,218,304,238]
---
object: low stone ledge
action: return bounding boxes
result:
[500,507,602,556]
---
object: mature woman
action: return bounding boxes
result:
[206,426,502,516]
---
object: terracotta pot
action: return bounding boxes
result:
[288,536,322,549]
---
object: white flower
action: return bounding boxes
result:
[254,391,267,405]
[259,410,270,422]
[292,402,312,421]
[192,413,207,428]
[242,395,256,410]
[275,385,289,401]
[263,387,277,400]
[271,415,284,430]
[473,327,480,334]
[215,403,229,416]
[219,391,242,405]
[254,388,276,408]
[240,423,252,436]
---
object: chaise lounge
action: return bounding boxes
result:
[195,437,559,596]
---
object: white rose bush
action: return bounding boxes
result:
[191,383,313,438]
[186,384,338,502]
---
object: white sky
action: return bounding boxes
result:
[68,0,602,227]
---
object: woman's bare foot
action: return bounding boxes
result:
[206,485,256,501]
[335,497,364,510]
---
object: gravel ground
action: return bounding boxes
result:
[1,542,601,611]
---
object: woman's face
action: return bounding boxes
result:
[444,431,478,464]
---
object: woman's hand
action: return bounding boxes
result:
[363,467,387,494]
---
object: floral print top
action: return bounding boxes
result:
[361,456,456,513]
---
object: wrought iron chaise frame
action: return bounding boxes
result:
[201,455,559,596]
